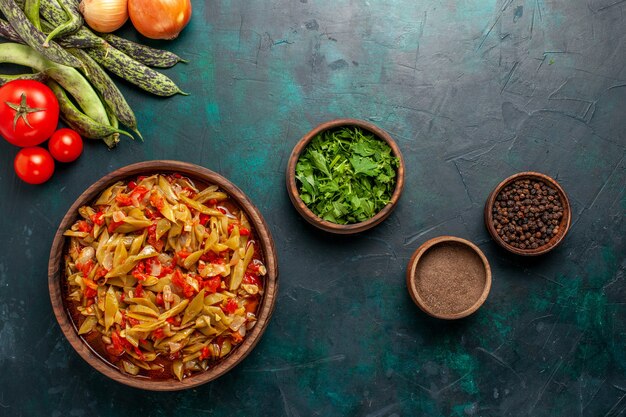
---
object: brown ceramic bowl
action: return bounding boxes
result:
[406,236,492,320]
[484,171,571,256]
[48,161,279,391]
[286,118,405,234]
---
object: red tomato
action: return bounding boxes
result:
[48,128,83,162]
[14,147,55,184]
[0,80,59,147]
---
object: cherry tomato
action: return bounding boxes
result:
[0,80,59,147]
[48,128,83,162]
[14,147,55,184]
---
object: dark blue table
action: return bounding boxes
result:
[1,0,625,415]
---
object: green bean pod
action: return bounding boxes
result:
[48,81,131,148]
[68,48,141,138]
[86,46,187,97]
[0,0,81,68]
[24,0,41,30]
[38,0,66,26]
[102,103,121,148]
[0,72,48,85]
[0,19,24,44]
[43,0,83,47]
[100,34,186,68]
[0,43,109,127]
[40,20,108,49]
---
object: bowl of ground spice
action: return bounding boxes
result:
[485,172,571,256]
[406,236,492,320]
[286,118,405,234]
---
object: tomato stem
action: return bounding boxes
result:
[6,93,45,130]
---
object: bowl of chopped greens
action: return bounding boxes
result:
[48,161,278,391]
[286,119,405,234]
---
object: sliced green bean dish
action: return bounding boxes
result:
[64,174,266,381]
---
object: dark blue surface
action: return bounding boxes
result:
[1,0,625,416]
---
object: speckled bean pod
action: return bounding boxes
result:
[0,43,109,127]
[0,72,48,85]
[86,46,187,97]
[48,81,131,148]
[100,34,186,68]
[69,48,140,137]
[43,0,83,47]
[0,0,81,68]
[0,18,24,44]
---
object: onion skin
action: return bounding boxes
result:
[128,0,192,40]
[79,0,129,33]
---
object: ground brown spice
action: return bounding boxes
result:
[414,242,486,315]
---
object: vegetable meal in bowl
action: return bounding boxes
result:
[63,173,266,381]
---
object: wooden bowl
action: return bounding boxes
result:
[406,236,492,320]
[48,161,279,391]
[484,171,571,256]
[285,118,405,234]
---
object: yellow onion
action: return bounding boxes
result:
[128,0,192,40]
[79,0,128,33]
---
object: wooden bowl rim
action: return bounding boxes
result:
[285,118,405,234]
[483,171,571,256]
[405,236,492,320]
[48,160,279,391]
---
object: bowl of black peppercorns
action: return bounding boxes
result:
[485,172,571,256]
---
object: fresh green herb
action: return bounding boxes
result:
[295,127,399,224]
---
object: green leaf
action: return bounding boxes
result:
[294,126,399,225]
[349,156,379,176]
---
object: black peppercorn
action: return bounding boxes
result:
[492,178,564,251]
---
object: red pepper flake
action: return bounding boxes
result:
[203,276,221,293]
[240,227,250,236]
[130,185,149,201]
[77,259,94,277]
[208,199,217,206]
[150,193,165,210]
[137,176,147,181]
[199,213,210,226]
[199,346,210,360]
[166,316,181,326]
[145,207,160,220]
[160,264,173,277]
[108,219,124,233]
[128,180,137,190]
[155,292,164,306]
[153,328,165,340]
[243,273,260,286]
[227,223,235,234]
[94,266,108,280]
[84,286,97,299]
[172,173,182,179]
[176,249,190,260]
[147,224,164,252]
[133,345,145,360]
[200,251,224,264]
[106,331,126,357]
[90,211,105,226]
[218,207,227,214]
[115,193,133,206]
[222,298,238,314]
[134,284,144,298]
[128,317,140,326]
[77,220,92,233]
[171,270,195,298]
